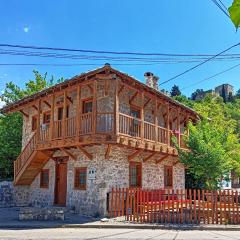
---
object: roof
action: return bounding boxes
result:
[0,64,199,117]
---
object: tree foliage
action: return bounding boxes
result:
[228,0,240,29]
[170,84,181,97]
[175,95,240,190]
[0,71,63,180]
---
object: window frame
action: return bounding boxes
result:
[82,98,93,114]
[43,111,51,124]
[74,167,87,190]
[164,165,173,188]
[40,169,49,188]
[31,115,38,131]
[129,161,142,188]
[130,105,141,119]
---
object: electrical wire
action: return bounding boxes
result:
[180,62,240,91]
[159,42,240,86]
[211,0,230,18]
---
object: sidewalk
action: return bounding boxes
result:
[0,207,240,231]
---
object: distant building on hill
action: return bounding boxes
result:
[192,84,234,102]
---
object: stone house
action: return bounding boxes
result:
[0,64,198,216]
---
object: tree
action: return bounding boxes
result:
[236,89,240,98]
[170,84,181,97]
[228,0,240,29]
[191,89,204,100]
[176,96,240,189]
[0,70,63,179]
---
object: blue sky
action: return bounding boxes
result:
[0,0,239,101]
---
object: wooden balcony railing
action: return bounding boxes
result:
[144,121,155,141]
[14,132,37,180]
[65,116,76,137]
[96,113,114,133]
[80,113,93,135]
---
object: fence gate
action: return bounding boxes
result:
[108,188,240,225]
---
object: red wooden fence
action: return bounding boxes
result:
[107,188,240,225]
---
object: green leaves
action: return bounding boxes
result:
[229,0,240,29]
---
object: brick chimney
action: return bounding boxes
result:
[144,72,159,90]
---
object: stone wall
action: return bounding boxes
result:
[9,144,184,217]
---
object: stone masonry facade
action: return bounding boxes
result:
[10,145,184,216]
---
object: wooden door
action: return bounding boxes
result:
[54,159,68,206]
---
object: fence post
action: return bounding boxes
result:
[126,188,129,221]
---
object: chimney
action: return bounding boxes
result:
[144,72,159,90]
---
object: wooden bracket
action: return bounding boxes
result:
[32,105,38,111]
[118,84,124,95]
[60,147,77,160]
[40,150,54,159]
[173,160,179,166]
[143,98,151,108]
[19,110,29,118]
[87,84,94,93]
[129,91,138,104]
[105,144,112,159]
[76,146,93,160]
[43,100,51,108]
[67,96,73,104]
[155,154,168,164]
[127,149,143,161]
[143,152,156,162]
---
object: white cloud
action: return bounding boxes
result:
[23,27,30,33]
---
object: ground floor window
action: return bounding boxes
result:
[74,167,87,190]
[129,162,142,187]
[164,166,173,188]
[40,169,49,188]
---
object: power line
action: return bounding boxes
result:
[211,0,230,18]
[180,62,240,91]
[0,63,163,66]
[218,0,228,11]
[0,43,239,57]
[159,42,240,86]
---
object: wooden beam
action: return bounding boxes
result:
[105,144,112,159]
[60,147,77,160]
[19,110,29,118]
[127,149,143,161]
[143,98,151,108]
[156,154,168,164]
[129,91,138,104]
[173,160,179,166]
[87,84,93,93]
[40,150,54,159]
[118,84,124,95]
[43,100,51,108]
[76,146,93,160]
[143,152,156,162]
[67,96,73,104]
[32,105,38,111]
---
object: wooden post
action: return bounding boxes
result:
[141,92,144,140]
[50,93,55,140]
[36,99,41,142]
[154,98,158,143]
[92,80,97,134]
[75,85,81,139]
[166,103,170,146]
[63,90,67,138]
[177,108,181,146]
[115,80,119,135]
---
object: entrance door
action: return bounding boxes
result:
[54,158,68,206]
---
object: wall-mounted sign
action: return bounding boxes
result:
[88,168,96,180]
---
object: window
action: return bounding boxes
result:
[129,162,142,187]
[57,106,69,120]
[43,111,51,124]
[130,106,141,119]
[74,167,87,190]
[40,169,49,188]
[164,166,173,188]
[82,99,93,113]
[32,115,37,131]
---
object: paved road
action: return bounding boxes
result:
[0,228,239,240]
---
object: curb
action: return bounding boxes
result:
[1,223,240,231]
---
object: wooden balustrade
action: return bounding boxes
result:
[144,122,155,141]
[96,113,114,133]
[65,116,76,137]
[53,120,63,139]
[14,132,37,178]
[80,113,93,135]
[39,124,50,142]
[119,113,141,138]
[157,126,168,144]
